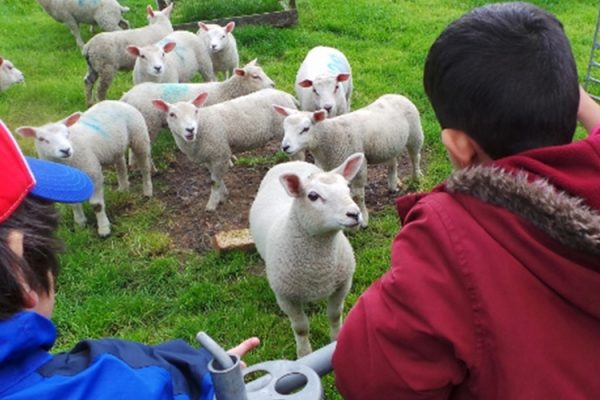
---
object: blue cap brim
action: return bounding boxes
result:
[26,157,94,203]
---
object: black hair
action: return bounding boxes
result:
[0,196,62,320]
[423,2,579,159]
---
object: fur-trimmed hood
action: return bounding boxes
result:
[445,166,600,255]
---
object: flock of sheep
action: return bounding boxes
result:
[2,0,425,358]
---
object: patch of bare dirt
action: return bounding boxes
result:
[156,141,417,252]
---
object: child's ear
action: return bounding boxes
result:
[441,129,490,169]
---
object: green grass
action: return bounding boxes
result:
[0,0,598,398]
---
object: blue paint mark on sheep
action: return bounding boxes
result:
[79,115,110,138]
[326,54,348,74]
[78,0,100,6]
[161,84,190,103]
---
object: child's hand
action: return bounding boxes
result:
[577,86,600,135]
[228,337,260,367]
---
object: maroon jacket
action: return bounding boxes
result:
[333,129,600,399]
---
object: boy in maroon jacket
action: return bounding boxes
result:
[333,2,600,399]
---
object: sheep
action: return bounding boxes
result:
[0,57,24,92]
[120,59,275,142]
[274,94,424,227]
[295,46,352,117]
[83,4,174,106]
[17,100,153,237]
[249,153,365,357]
[197,21,239,79]
[36,0,129,49]
[127,30,214,85]
[152,88,297,211]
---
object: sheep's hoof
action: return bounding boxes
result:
[97,225,111,238]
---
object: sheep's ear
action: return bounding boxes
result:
[163,3,173,16]
[0,57,4,67]
[273,104,294,116]
[127,45,141,57]
[152,99,169,112]
[147,5,155,17]
[17,127,37,138]
[337,73,351,82]
[248,58,257,66]
[280,173,303,198]
[233,67,245,77]
[298,79,313,88]
[334,152,364,182]
[163,41,176,53]
[198,22,209,31]
[312,110,327,123]
[191,92,209,107]
[64,112,81,127]
[225,21,235,33]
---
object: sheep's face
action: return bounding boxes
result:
[281,112,316,156]
[233,61,275,91]
[301,173,362,233]
[198,22,235,53]
[164,102,200,142]
[30,123,74,161]
[0,58,24,92]
[131,43,173,78]
[297,73,350,117]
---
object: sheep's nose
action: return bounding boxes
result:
[154,65,162,73]
[211,44,217,50]
[186,127,195,134]
[282,144,290,153]
[324,105,333,114]
[270,81,276,88]
[60,148,71,157]
[346,211,360,222]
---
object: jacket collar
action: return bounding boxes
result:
[0,311,55,395]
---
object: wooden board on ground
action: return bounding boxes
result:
[212,228,255,254]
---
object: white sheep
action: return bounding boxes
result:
[83,4,174,106]
[120,59,275,141]
[249,153,365,357]
[127,30,214,85]
[274,94,424,227]
[0,57,24,92]
[152,88,297,211]
[37,0,129,49]
[17,100,153,237]
[197,21,239,79]
[295,46,352,117]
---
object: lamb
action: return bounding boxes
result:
[152,88,297,211]
[0,57,24,92]
[17,100,153,237]
[249,153,365,357]
[120,59,275,141]
[274,94,424,227]
[36,0,129,49]
[83,4,174,106]
[295,46,352,117]
[127,30,214,85]
[197,21,239,79]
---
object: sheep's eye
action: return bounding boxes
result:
[221,35,226,39]
[252,74,261,80]
[334,84,339,92]
[308,192,320,202]
[7,65,13,70]
[300,126,309,134]
[140,54,146,59]
[312,88,318,95]
[169,112,176,118]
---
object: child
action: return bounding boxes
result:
[333,2,600,399]
[0,120,259,399]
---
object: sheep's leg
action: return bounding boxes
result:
[64,18,85,49]
[327,279,352,341]
[96,70,116,102]
[387,159,399,193]
[139,154,154,197]
[84,67,98,107]
[115,155,130,192]
[71,203,87,227]
[407,146,423,179]
[205,162,228,211]
[89,173,111,237]
[276,296,312,358]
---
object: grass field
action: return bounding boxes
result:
[0,0,598,397]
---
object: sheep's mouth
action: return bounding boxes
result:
[184,133,195,141]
